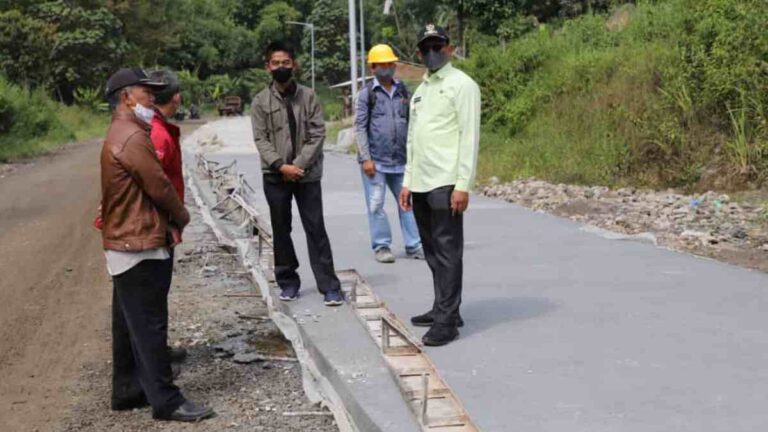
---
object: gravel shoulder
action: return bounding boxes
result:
[483,179,768,272]
[0,121,337,432]
[61,178,339,432]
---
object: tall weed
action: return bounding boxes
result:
[462,0,768,189]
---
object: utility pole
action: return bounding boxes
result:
[359,0,366,86]
[348,0,358,101]
[285,21,315,91]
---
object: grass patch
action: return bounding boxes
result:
[326,117,354,146]
[0,77,108,162]
[462,0,768,190]
[315,85,345,121]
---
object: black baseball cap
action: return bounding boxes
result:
[417,24,449,46]
[105,68,167,97]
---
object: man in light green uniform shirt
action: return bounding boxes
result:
[399,24,481,346]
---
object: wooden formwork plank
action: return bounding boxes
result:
[386,355,432,375]
[191,166,480,432]
[381,313,422,349]
[357,307,385,321]
[428,425,478,432]
[421,397,469,427]
[401,374,451,399]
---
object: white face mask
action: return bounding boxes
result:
[132,103,155,124]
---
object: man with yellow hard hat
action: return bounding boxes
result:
[355,44,423,263]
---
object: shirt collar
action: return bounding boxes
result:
[153,107,167,121]
[372,76,400,90]
[423,62,454,82]
[151,108,180,136]
[270,80,298,100]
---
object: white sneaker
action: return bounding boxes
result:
[375,247,396,263]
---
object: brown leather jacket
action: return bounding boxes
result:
[100,111,189,251]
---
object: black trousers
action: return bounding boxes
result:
[412,186,464,326]
[112,258,184,417]
[263,179,341,294]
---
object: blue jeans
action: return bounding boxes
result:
[361,168,422,253]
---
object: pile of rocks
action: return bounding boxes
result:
[482,178,768,258]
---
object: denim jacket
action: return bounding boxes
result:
[354,79,409,166]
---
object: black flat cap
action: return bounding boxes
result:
[105,68,167,97]
[417,23,449,46]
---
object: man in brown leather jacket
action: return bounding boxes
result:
[101,68,213,422]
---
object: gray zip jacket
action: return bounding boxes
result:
[251,82,325,183]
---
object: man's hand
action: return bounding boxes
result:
[451,190,469,214]
[279,164,305,182]
[399,187,412,212]
[362,160,376,177]
[169,225,182,248]
[93,203,104,230]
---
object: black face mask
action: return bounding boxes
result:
[272,67,293,84]
[423,51,448,72]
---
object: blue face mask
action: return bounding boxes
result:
[374,67,396,81]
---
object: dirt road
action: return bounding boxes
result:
[0,139,108,431]
[0,127,338,432]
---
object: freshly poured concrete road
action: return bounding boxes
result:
[193,118,768,432]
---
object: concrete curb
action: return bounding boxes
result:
[184,156,421,432]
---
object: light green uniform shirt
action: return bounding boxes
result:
[403,63,481,193]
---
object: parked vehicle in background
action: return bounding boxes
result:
[217,96,242,116]
[172,107,187,121]
[189,105,200,120]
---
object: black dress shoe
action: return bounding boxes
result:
[157,400,215,422]
[410,311,464,328]
[168,346,188,363]
[422,324,459,347]
[111,394,149,411]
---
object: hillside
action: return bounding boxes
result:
[461,0,768,192]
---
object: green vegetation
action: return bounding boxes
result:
[0,77,107,161]
[461,0,768,190]
[1,0,765,193]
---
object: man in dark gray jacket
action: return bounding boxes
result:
[251,41,343,306]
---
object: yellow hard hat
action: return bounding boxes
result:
[367,44,398,64]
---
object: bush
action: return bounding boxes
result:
[0,76,106,161]
[315,85,344,121]
[460,0,768,189]
[74,87,109,112]
[177,69,271,110]
[0,77,65,143]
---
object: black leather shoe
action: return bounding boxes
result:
[422,325,459,347]
[111,394,149,411]
[158,401,215,422]
[169,346,188,363]
[410,312,464,328]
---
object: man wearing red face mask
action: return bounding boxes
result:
[250,41,344,306]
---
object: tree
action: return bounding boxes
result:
[33,1,128,102]
[159,0,261,78]
[0,10,54,88]
[305,0,350,85]
[254,2,301,51]
[107,0,182,66]
[232,0,270,29]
